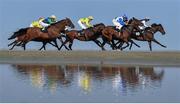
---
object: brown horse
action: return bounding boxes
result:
[8,18,75,50]
[59,23,106,50]
[130,23,166,51]
[101,17,143,50]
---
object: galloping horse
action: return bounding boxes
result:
[59,23,106,50]
[8,18,75,50]
[101,17,143,50]
[130,23,166,51]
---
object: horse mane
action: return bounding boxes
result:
[47,18,66,28]
[93,23,105,27]
[151,23,159,27]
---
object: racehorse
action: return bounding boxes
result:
[130,23,166,51]
[8,18,75,50]
[101,17,143,50]
[59,23,106,50]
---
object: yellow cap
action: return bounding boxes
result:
[88,16,94,20]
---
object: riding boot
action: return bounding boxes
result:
[41,27,48,32]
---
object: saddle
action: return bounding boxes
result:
[40,27,48,33]
[78,29,85,36]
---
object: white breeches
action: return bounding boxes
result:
[112,19,123,30]
[78,20,87,29]
[39,21,50,27]
[29,24,33,27]
[139,20,148,30]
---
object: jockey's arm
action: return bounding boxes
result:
[86,22,92,27]
[85,20,93,27]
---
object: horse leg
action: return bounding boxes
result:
[39,42,46,50]
[152,39,167,48]
[94,40,102,48]
[58,36,69,50]
[129,42,133,50]
[121,42,129,50]
[111,40,116,50]
[101,38,107,51]
[59,39,69,50]
[118,41,124,50]
[129,40,140,50]
[69,40,73,50]
[8,40,17,47]
[148,41,152,51]
[16,41,23,46]
[9,41,18,50]
[22,43,26,50]
[52,39,59,50]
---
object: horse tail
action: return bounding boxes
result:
[8,27,29,40]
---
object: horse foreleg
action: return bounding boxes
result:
[121,42,129,50]
[94,40,102,48]
[52,39,59,50]
[148,41,152,51]
[22,43,26,50]
[129,40,140,50]
[39,42,46,50]
[152,39,167,48]
[59,39,69,50]
[111,40,117,50]
[69,40,73,50]
[129,42,133,50]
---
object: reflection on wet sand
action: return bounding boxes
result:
[11,64,164,94]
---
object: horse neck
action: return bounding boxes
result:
[53,20,67,32]
[150,26,159,34]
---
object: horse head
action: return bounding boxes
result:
[65,17,75,29]
[93,23,106,32]
[151,23,166,35]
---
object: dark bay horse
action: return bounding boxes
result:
[8,18,75,50]
[130,23,166,51]
[101,17,143,50]
[59,23,106,50]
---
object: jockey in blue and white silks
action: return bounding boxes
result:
[112,14,128,30]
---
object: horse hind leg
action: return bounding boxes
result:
[8,40,17,47]
[9,41,18,50]
[148,41,152,51]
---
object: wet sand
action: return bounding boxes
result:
[0,50,180,66]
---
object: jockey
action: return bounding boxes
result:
[139,17,150,30]
[30,17,44,28]
[78,16,94,29]
[39,15,57,30]
[112,14,128,31]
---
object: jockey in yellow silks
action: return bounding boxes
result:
[78,16,94,29]
[30,17,44,28]
[30,15,57,30]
